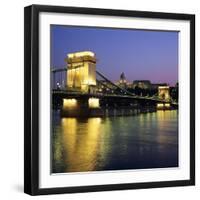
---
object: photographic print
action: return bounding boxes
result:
[24,5,195,195]
[51,26,179,173]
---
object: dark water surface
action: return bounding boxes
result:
[52,110,178,173]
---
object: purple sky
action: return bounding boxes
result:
[51,25,178,86]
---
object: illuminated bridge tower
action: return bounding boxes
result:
[158,86,170,101]
[157,86,171,109]
[66,51,96,93]
[62,51,101,117]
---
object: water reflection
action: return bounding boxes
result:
[52,110,178,173]
[61,118,103,172]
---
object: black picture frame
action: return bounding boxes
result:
[24,4,195,196]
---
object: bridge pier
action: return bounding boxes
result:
[61,97,104,117]
[60,96,160,117]
[156,103,171,110]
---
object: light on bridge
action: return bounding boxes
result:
[88,98,100,108]
[63,98,77,108]
[84,79,96,86]
[157,103,164,108]
[68,51,95,58]
[165,103,170,107]
[157,103,171,109]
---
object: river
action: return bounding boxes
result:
[52,110,178,173]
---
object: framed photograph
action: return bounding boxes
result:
[24,4,195,195]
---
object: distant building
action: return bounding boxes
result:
[119,72,126,84]
[132,80,151,89]
[97,80,115,91]
[117,72,127,89]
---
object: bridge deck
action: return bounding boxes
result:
[52,89,178,106]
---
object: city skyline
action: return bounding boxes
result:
[51,25,178,86]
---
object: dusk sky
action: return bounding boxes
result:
[51,25,178,86]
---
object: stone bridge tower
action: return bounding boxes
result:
[66,51,96,93]
[157,86,171,109]
[158,86,170,101]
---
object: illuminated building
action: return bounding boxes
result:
[66,51,96,92]
[119,72,126,84]
[132,80,151,89]
[117,72,127,89]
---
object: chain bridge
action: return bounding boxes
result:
[52,51,178,117]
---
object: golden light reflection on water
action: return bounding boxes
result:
[61,117,102,172]
[61,118,77,158]
[54,128,64,162]
[53,110,178,173]
[156,110,178,145]
[137,111,178,153]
